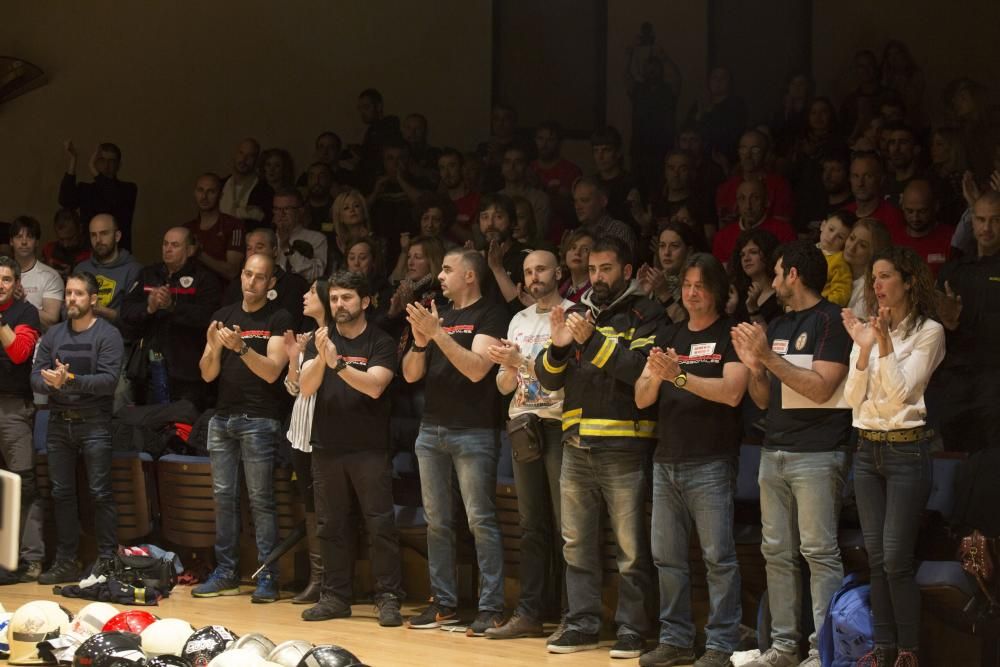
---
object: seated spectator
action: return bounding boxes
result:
[74,214,143,328]
[928,126,969,226]
[794,147,854,234]
[331,189,375,269]
[500,145,551,237]
[716,130,795,227]
[573,177,637,258]
[843,216,891,317]
[637,221,700,322]
[648,150,713,244]
[591,126,641,229]
[295,131,357,196]
[42,209,90,280]
[729,228,781,324]
[386,236,447,339]
[59,140,138,251]
[840,50,887,142]
[437,148,481,243]
[558,227,593,303]
[478,102,526,192]
[390,194,456,283]
[121,227,221,407]
[304,161,336,231]
[223,227,308,333]
[345,238,393,328]
[677,125,725,238]
[368,140,420,268]
[273,188,327,283]
[683,65,748,162]
[816,213,853,306]
[884,124,926,200]
[401,113,441,190]
[878,94,907,126]
[711,179,796,265]
[355,88,402,187]
[845,152,905,233]
[479,193,532,305]
[220,137,271,230]
[512,196,544,250]
[530,122,582,238]
[185,173,245,282]
[893,179,955,276]
[9,216,62,331]
[260,147,296,195]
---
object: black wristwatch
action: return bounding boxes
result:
[238,342,250,357]
[333,357,348,373]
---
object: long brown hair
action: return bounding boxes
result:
[863,245,937,339]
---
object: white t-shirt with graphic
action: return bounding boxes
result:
[502,300,573,421]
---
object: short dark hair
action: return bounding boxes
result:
[0,255,21,281]
[415,192,457,229]
[445,248,489,288]
[536,121,563,139]
[328,270,371,300]
[273,187,305,206]
[344,237,384,277]
[11,216,41,240]
[820,146,851,170]
[67,270,99,295]
[775,240,828,295]
[590,235,632,268]
[53,208,79,229]
[477,192,518,225]
[731,228,781,296]
[590,125,623,151]
[438,147,463,165]
[502,144,528,161]
[681,252,729,314]
[884,122,918,142]
[308,161,334,177]
[315,131,342,149]
[359,88,383,105]
[97,142,122,161]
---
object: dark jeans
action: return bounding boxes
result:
[47,414,117,561]
[511,418,564,620]
[291,448,314,513]
[855,438,932,651]
[312,448,403,603]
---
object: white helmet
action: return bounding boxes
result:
[7,601,73,665]
[209,648,267,667]
[1,611,13,658]
[68,603,119,638]
[231,633,276,659]
[141,618,196,657]
[266,641,314,667]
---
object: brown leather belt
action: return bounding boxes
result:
[858,427,931,443]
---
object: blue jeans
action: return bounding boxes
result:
[652,459,741,652]
[759,449,847,654]
[511,418,564,620]
[207,414,281,578]
[854,438,932,651]
[415,424,504,611]
[47,414,117,561]
[561,444,652,637]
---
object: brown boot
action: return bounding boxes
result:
[292,513,323,604]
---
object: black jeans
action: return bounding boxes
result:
[854,437,932,651]
[47,414,117,561]
[312,448,403,603]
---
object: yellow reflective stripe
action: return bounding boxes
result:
[542,350,567,374]
[562,408,582,430]
[591,336,616,368]
[629,335,655,350]
[596,326,635,341]
[578,418,657,438]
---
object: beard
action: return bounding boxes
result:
[590,277,625,306]
[334,308,362,323]
[67,304,91,320]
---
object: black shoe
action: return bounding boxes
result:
[639,643,696,667]
[465,610,504,637]
[376,594,403,627]
[610,633,645,659]
[407,598,459,629]
[38,560,82,585]
[546,629,600,654]
[302,597,352,621]
[19,561,43,583]
[91,557,116,578]
[0,567,19,585]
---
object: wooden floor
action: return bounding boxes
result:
[0,582,651,667]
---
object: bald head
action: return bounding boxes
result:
[901,179,937,236]
[89,214,120,262]
[162,226,195,271]
[523,249,561,301]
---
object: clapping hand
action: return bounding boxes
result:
[40,358,70,389]
[566,310,595,345]
[647,347,682,382]
[486,339,524,370]
[730,321,769,372]
[406,300,442,345]
[549,305,573,347]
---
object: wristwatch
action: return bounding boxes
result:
[672,372,688,388]
[333,357,348,374]
[238,342,250,357]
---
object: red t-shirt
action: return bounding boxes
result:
[716,172,795,227]
[712,217,797,264]
[530,159,583,196]
[892,224,955,277]
[185,213,245,261]
[845,200,905,236]
[452,191,481,229]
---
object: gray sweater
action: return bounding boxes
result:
[30,317,124,413]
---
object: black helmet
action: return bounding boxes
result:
[72,631,145,667]
[147,657,192,667]
[181,626,238,667]
[296,645,363,667]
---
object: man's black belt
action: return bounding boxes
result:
[51,408,108,421]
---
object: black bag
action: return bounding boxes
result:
[113,553,177,591]
[506,413,544,464]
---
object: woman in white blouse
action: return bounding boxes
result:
[841,246,945,667]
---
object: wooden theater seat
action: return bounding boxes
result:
[157,454,216,549]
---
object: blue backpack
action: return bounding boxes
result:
[819,573,874,667]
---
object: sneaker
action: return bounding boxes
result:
[547,614,569,644]
[695,648,734,667]
[250,571,279,603]
[407,598,459,629]
[191,569,240,598]
[19,561,43,583]
[610,633,645,659]
[858,647,897,667]
[546,629,600,654]
[484,611,545,639]
[302,597,352,621]
[375,594,403,627]
[38,560,82,585]
[743,647,799,667]
[465,610,504,637]
[639,643,696,667]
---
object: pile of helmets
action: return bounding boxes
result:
[3,601,367,666]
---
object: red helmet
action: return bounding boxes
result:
[102,610,157,634]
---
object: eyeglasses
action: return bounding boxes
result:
[272,206,302,215]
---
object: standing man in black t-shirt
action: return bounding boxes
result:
[297,271,404,627]
[635,253,749,667]
[730,241,852,667]
[402,248,510,635]
[193,253,292,604]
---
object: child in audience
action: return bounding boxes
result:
[817,212,853,306]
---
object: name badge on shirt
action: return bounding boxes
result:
[772,339,789,355]
[689,342,716,357]
[928,253,946,264]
